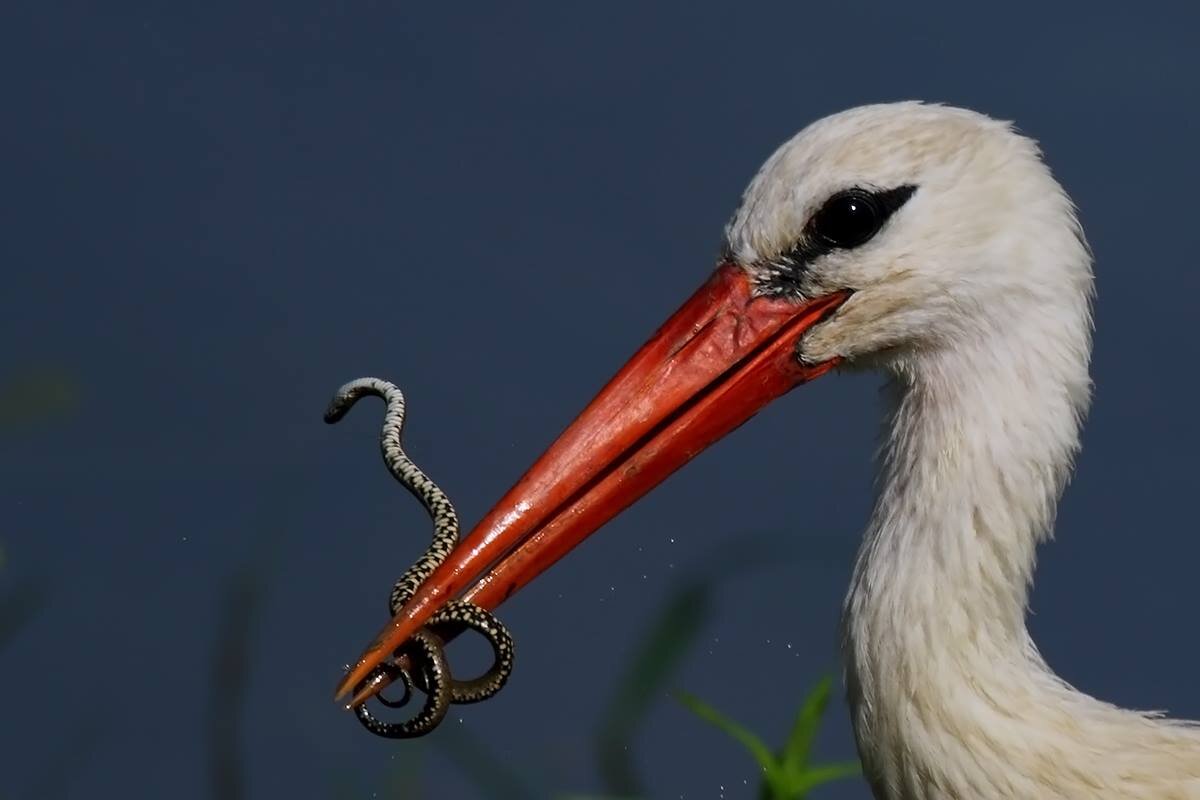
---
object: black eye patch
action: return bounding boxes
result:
[759,184,917,296]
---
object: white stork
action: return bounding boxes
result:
[338,102,1200,799]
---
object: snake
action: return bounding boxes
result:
[325,377,515,738]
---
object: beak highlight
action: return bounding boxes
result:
[336,263,848,703]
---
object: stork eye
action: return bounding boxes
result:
[762,184,916,297]
[806,184,916,253]
[810,189,885,249]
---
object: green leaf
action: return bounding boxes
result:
[793,760,863,794]
[780,674,833,781]
[676,691,780,779]
[677,675,864,799]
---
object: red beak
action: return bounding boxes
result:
[334,262,848,703]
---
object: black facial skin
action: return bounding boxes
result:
[751,184,917,298]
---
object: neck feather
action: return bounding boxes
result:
[842,321,1200,799]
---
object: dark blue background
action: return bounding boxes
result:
[3,2,1198,798]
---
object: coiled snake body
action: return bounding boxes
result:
[325,378,514,738]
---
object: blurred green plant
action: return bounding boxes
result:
[1,366,76,654]
[205,523,288,800]
[1,552,105,800]
[370,744,425,800]
[208,560,265,800]
[594,579,712,796]
[677,675,861,800]
[0,368,79,434]
[0,574,48,655]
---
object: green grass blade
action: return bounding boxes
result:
[676,691,779,777]
[794,760,863,794]
[780,674,833,780]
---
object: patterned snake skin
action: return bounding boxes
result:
[325,378,515,738]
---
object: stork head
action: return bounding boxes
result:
[728,101,1093,372]
[335,102,1094,704]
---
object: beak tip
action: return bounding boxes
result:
[333,671,360,704]
[334,652,394,708]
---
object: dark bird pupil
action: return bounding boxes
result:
[811,190,883,249]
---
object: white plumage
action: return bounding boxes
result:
[726,102,1200,799]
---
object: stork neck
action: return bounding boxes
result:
[842,325,1094,796]
[848,331,1090,654]
[850,337,1086,643]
